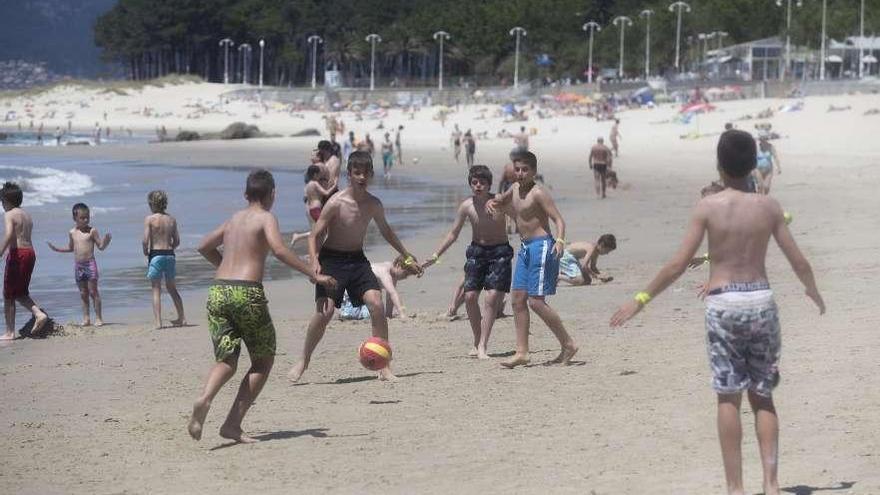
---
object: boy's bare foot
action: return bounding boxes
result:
[500,353,530,368]
[154,320,163,330]
[170,318,186,327]
[81,319,92,327]
[468,347,478,357]
[187,398,211,441]
[287,362,307,382]
[219,424,258,444]
[550,344,579,365]
[377,367,398,381]
[0,332,15,341]
[31,312,49,336]
[95,319,104,327]
[762,483,780,495]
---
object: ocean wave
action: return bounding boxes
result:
[0,165,97,206]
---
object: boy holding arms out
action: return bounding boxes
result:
[188,170,336,443]
[1,182,48,339]
[423,165,513,359]
[610,130,825,495]
[487,152,578,368]
[143,190,185,329]
[288,151,421,382]
[47,203,111,326]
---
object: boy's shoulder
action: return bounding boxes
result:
[698,190,782,218]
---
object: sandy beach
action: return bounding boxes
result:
[1,83,879,494]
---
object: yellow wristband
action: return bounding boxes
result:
[702,252,710,263]
[403,255,415,266]
[634,291,652,305]
[430,253,441,264]
[555,238,565,244]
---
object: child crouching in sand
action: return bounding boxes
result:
[187,169,336,443]
[47,203,111,326]
[143,190,185,329]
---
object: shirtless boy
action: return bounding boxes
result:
[317,139,342,192]
[188,170,336,443]
[423,165,513,359]
[558,235,617,286]
[1,182,48,339]
[487,152,578,368]
[610,119,621,156]
[289,151,422,382]
[142,190,185,329]
[589,137,614,199]
[48,203,112,326]
[610,130,825,495]
[372,255,422,318]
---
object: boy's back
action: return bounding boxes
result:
[701,189,780,291]
[146,213,177,250]
[214,209,273,282]
[6,208,34,249]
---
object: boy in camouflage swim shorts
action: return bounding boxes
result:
[187,170,335,444]
[611,130,825,495]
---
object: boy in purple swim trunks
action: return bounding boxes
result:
[610,130,825,495]
[487,151,578,369]
[143,190,185,329]
[48,203,112,326]
[423,165,513,359]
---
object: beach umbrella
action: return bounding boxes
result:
[679,102,715,114]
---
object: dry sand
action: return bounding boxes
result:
[1,87,879,494]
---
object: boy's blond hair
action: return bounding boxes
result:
[393,254,421,277]
[148,190,168,213]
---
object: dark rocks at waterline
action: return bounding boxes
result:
[0,132,7,140]
[219,122,264,140]
[175,130,201,141]
[291,128,320,137]
[66,140,91,146]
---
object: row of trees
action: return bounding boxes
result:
[94,0,879,85]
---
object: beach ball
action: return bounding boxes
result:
[358,337,392,370]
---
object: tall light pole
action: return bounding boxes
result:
[776,0,804,82]
[639,10,655,79]
[612,16,633,79]
[582,21,601,84]
[820,0,827,80]
[509,27,527,89]
[859,0,865,78]
[697,33,709,74]
[432,31,451,90]
[365,34,382,91]
[219,38,234,84]
[238,43,252,84]
[668,2,691,73]
[307,35,323,89]
[258,39,265,88]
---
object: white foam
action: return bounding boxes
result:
[0,165,98,206]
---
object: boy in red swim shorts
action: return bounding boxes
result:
[1,182,49,339]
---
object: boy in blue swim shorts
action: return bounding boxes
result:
[143,190,185,329]
[487,151,578,368]
[610,130,825,495]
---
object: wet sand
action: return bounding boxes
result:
[1,92,879,494]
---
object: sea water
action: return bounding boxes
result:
[0,154,465,323]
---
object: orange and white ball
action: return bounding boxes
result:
[358,337,392,370]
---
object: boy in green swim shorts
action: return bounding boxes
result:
[187,169,336,444]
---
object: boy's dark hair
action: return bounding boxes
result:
[305,165,323,183]
[317,140,333,156]
[245,169,275,202]
[717,130,756,178]
[598,234,617,250]
[468,165,493,186]
[72,202,89,218]
[147,190,168,213]
[513,151,538,170]
[347,150,374,176]
[0,182,23,207]
[509,149,525,162]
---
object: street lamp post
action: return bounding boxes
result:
[776,0,804,82]
[509,27,527,89]
[612,16,633,79]
[238,43,252,84]
[859,0,865,78]
[582,21,601,84]
[432,31,451,90]
[697,33,709,74]
[668,2,691,73]
[365,34,382,91]
[820,0,827,80]
[639,10,654,79]
[219,38,234,84]
[307,35,323,89]
[258,39,265,88]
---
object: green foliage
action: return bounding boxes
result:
[94,0,880,84]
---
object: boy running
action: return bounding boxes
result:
[1,182,48,339]
[143,190,185,329]
[47,203,111,327]
[423,165,513,359]
[487,152,578,368]
[558,235,617,286]
[610,130,825,495]
[188,170,336,443]
[288,151,422,382]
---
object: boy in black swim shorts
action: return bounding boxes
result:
[289,151,422,382]
[423,165,512,359]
